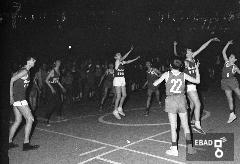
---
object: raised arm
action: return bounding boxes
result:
[153,72,168,86]
[173,41,178,56]
[123,56,140,65]
[222,40,233,63]
[120,46,134,61]
[192,37,220,58]
[184,62,200,84]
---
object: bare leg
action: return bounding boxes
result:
[17,105,34,143]
[118,86,127,109]
[9,107,22,143]
[179,112,196,154]
[188,91,201,128]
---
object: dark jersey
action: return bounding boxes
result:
[222,61,236,79]
[165,71,185,96]
[13,68,30,101]
[49,69,60,84]
[105,69,114,81]
[147,68,159,88]
[115,62,125,77]
[184,59,196,78]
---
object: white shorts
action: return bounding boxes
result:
[187,84,197,92]
[113,77,126,87]
[13,100,28,107]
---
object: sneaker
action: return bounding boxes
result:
[23,143,39,151]
[187,146,197,155]
[9,142,19,149]
[113,110,121,120]
[158,101,162,106]
[45,120,51,127]
[192,125,206,135]
[166,146,178,156]
[117,107,125,116]
[227,113,237,123]
[190,120,195,127]
[144,109,149,116]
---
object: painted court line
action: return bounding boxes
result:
[79,147,106,157]
[79,130,185,164]
[37,113,103,123]
[78,149,121,164]
[36,128,183,164]
[147,138,206,151]
[96,157,122,164]
[36,128,119,148]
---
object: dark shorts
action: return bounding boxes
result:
[13,92,26,102]
[147,87,159,96]
[221,78,239,91]
[103,80,113,89]
[147,85,158,92]
[165,94,187,114]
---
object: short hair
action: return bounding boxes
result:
[170,57,183,70]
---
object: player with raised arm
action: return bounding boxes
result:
[153,57,200,156]
[221,40,240,123]
[142,61,161,116]
[175,38,219,134]
[113,46,140,119]
[9,57,40,151]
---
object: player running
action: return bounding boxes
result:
[221,40,240,123]
[153,57,199,156]
[142,61,161,116]
[98,63,116,111]
[113,46,140,119]
[9,57,40,151]
[174,38,220,134]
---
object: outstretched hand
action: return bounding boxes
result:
[136,56,140,59]
[173,41,178,45]
[130,45,134,50]
[211,37,220,42]
[227,40,233,45]
[195,60,200,68]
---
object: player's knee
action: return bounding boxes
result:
[26,115,34,123]
[15,116,22,124]
[116,94,121,100]
[122,93,127,98]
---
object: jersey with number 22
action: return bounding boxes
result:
[166,71,185,96]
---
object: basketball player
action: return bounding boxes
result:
[45,60,66,126]
[174,38,220,134]
[113,46,140,119]
[221,40,240,123]
[98,63,115,111]
[9,57,39,151]
[143,61,161,116]
[153,57,200,156]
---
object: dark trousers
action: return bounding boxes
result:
[45,85,62,120]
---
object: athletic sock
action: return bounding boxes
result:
[172,142,177,147]
[195,121,201,128]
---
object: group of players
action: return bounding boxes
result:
[9,38,239,156]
